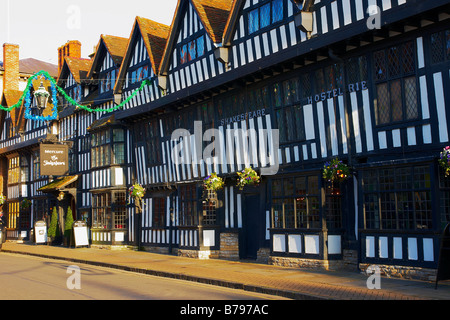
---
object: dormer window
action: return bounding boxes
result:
[129,65,148,85]
[180,35,205,65]
[248,0,284,35]
[100,69,117,94]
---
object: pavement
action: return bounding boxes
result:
[2,241,450,300]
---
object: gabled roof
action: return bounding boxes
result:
[19,58,59,78]
[191,0,234,43]
[1,90,25,133]
[159,0,233,75]
[222,0,246,46]
[114,16,170,94]
[87,34,128,78]
[57,56,92,86]
[0,58,58,78]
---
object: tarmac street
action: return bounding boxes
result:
[2,242,450,301]
[0,253,285,300]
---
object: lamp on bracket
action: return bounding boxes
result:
[293,0,315,39]
[34,81,50,110]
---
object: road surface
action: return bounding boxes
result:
[0,253,288,301]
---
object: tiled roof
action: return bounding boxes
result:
[0,58,58,78]
[19,58,58,78]
[114,17,170,93]
[62,56,92,84]
[2,89,23,107]
[191,0,234,43]
[160,0,233,75]
[102,35,129,66]
[88,34,128,79]
[1,89,24,134]
[136,16,170,74]
[223,0,245,46]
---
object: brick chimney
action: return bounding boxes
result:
[3,43,20,92]
[58,40,82,74]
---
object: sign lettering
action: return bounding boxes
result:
[40,144,69,176]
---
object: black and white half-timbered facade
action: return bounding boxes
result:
[1,0,450,280]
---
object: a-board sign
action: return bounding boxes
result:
[436,224,450,289]
[40,144,69,176]
[34,220,47,244]
[73,220,89,247]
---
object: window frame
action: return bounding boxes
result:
[361,165,433,231]
[247,0,285,35]
[372,41,420,126]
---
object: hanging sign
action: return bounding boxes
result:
[40,144,69,176]
[436,224,450,289]
[34,220,47,244]
[73,220,89,248]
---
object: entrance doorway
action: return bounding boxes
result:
[240,191,261,260]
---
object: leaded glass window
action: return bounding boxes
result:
[431,29,450,64]
[248,0,285,35]
[362,166,432,231]
[373,41,419,125]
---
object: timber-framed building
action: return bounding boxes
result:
[1,0,450,280]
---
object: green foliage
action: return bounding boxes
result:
[64,207,74,239]
[48,207,59,238]
[237,167,261,190]
[204,173,225,192]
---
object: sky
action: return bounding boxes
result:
[0,0,178,65]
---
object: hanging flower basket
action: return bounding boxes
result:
[204,173,225,192]
[237,167,261,191]
[129,184,146,213]
[21,199,32,210]
[439,146,450,177]
[323,158,351,185]
[129,184,146,201]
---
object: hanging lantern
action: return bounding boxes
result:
[34,81,50,110]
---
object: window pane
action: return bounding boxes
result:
[405,77,418,120]
[376,83,390,125]
[180,44,188,64]
[272,0,284,23]
[293,105,305,141]
[390,80,402,122]
[374,50,387,81]
[402,42,416,74]
[197,36,205,57]
[260,3,270,28]
[249,9,259,34]
[276,109,286,143]
[113,143,125,165]
[388,46,401,78]
[188,40,196,61]
[431,31,444,64]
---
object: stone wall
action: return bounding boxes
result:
[219,233,239,261]
[360,263,437,282]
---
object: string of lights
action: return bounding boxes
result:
[0,70,153,117]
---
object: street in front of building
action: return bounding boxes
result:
[0,253,286,301]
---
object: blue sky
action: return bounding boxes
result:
[0,0,178,64]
